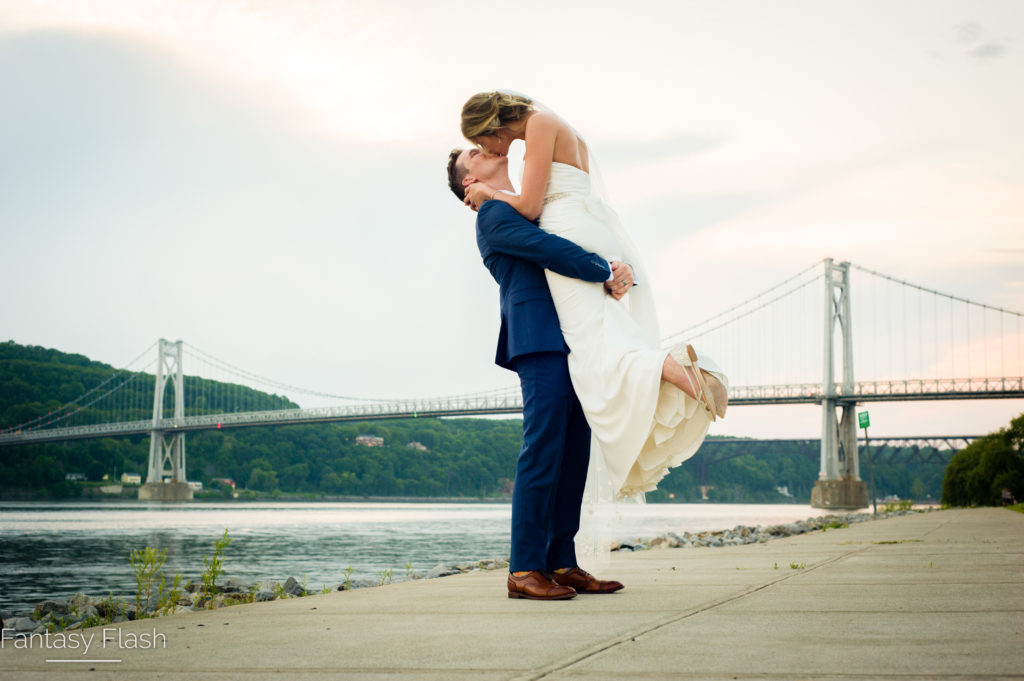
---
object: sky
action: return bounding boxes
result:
[1,0,1022,439]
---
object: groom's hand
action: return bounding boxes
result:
[605,262,634,300]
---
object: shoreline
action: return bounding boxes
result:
[0,495,884,505]
[0,506,933,637]
[0,495,514,504]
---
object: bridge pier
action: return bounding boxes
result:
[141,339,192,501]
[812,260,868,510]
[139,479,192,501]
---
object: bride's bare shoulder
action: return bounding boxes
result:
[526,110,571,134]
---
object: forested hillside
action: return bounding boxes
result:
[1,341,946,501]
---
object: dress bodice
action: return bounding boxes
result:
[544,162,591,204]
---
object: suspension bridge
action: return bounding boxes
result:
[1,259,1021,505]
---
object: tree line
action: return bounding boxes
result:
[941,413,1023,506]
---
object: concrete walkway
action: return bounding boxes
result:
[1,507,1022,680]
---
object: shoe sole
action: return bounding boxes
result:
[507,591,576,600]
[573,585,625,594]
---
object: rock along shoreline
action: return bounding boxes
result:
[0,507,931,638]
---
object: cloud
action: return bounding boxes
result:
[971,42,1008,59]
[645,146,1024,342]
[596,133,729,166]
[952,20,1011,60]
[0,30,511,402]
[955,21,985,44]
[2,3,1022,439]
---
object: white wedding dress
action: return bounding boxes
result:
[539,162,728,501]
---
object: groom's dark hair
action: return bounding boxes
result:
[447,148,467,202]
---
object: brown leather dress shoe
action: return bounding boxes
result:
[550,567,624,594]
[507,571,577,600]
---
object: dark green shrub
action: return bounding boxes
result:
[942,414,1023,506]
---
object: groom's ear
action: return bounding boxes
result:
[462,175,477,188]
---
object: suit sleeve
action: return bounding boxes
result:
[478,202,611,283]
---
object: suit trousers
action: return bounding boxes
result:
[509,351,591,572]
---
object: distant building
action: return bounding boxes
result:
[211,477,236,489]
[355,435,385,447]
[187,481,204,492]
[406,441,429,452]
[121,473,142,485]
[64,473,86,481]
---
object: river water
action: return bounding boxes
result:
[0,501,827,614]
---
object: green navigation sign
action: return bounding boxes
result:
[858,411,870,429]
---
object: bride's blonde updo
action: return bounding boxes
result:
[461,91,534,141]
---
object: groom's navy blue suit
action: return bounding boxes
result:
[475,200,611,572]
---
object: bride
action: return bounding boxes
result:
[461,91,728,500]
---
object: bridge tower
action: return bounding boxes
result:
[138,339,193,501]
[811,259,869,509]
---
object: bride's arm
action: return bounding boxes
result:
[466,114,557,221]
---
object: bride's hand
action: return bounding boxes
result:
[464,181,498,211]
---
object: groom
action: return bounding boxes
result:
[447,147,628,600]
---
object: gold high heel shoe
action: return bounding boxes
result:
[673,344,728,421]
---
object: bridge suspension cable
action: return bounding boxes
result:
[183,343,521,409]
[0,342,157,434]
[850,264,1024,316]
[660,260,826,390]
[662,259,825,344]
[851,263,1023,383]
[674,275,821,342]
[183,343,397,404]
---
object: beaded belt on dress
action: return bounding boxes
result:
[543,191,573,205]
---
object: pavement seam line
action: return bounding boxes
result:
[513,545,871,681]
[918,512,956,539]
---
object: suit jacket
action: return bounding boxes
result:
[475,200,611,370]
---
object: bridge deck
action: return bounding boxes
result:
[1,378,1020,447]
